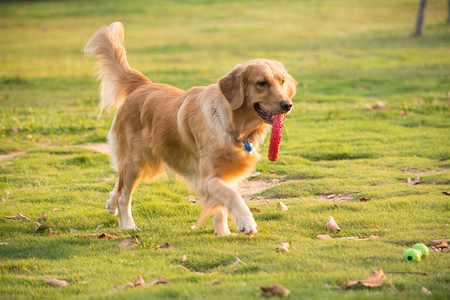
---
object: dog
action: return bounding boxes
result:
[84,22,296,235]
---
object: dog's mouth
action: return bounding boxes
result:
[253,103,276,124]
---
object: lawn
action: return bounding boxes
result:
[0,0,449,299]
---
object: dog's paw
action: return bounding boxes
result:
[105,204,118,215]
[214,226,232,236]
[233,209,257,236]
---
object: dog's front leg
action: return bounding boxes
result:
[204,177,256,235]
[214,206,232,236]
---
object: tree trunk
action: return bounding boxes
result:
[415,0,428,36]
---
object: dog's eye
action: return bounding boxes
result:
[257,81,268,88]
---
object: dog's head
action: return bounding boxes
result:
[219,59,296,124]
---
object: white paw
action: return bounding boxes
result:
[232,209,257,236]
[214,226,232,236]
[105,204,118,215]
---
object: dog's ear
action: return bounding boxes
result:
[285,72,297,99]
[218,65,247,110]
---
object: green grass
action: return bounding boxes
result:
[1,0,449,299]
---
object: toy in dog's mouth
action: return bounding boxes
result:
[254,103,274,125]
[253,103,287,162]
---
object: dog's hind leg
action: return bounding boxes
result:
[116,163,143,230]
[214,206,232,236]
[106,179,119,215]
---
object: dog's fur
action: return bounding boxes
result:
[84,22,296,235]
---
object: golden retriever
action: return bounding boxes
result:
[84,22,296,235]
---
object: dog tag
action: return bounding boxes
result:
[243,141,253,155]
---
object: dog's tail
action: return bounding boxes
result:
[84,22,150,115]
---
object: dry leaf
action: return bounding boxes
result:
[150,277,168,286]
[52,208,64,211]
[430,239,450,245]
[326,216,341,233]
[443,191,450,196]
[43,278,70,287]
[34,222,51,231]
[4,213,30,221]
[407,174,420,185]
[372,101,386,110]
[100,177,112,182]
[359,197,370,202]
[260,284,290,297]
[49,228,59,236]
[134,275,145,287]
[69,228,79,233]
[275,243,290,252]
[0,242,8,245]
[155,242,170,250]
[126,282,135,288]
[249,207,261,213]
[317,234,333,240]
[113,284,124,290]
[38,212,47,221]
[234,257,245,265]
[75,233,118,239]
[118,236,140,250]
[421,286,431,295]
[344,268,386,288]
[182,254,187,262]
[205,279,221,286]
[277,201,288,211]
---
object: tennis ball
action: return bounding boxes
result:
[403,248,422,262]
[413,243,429,258]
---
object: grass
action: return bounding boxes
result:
[0,0,449,299]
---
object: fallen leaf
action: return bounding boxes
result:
[0,242,8,245]
[126,282,135,288]
[150,277,168,286]
[34,222,51,231]
[49,228,59,236]
[118,236,140,250]
[177,265,189,271]
[430,239,450,245]
[134,275,145,287]
[376,182,387,186]
[52,208,64,211]
[205,279,221,286]
[344,268,386,288]
[4,213,30,221]
[326,216,341,233]
[69,228,79,233]
[75,233,118,239]
[234,257,246,265]
[96,225,102,230]
[182,254,187,262]
[38,212,47,221]
[260,284,290,297]
[327,194,336,199]
[113,284,124,290]
[359,197,371,202]
[250,172,261,178]
[399,110,407,115]
[421,286,431,295]
[43,279,70,287]
[317,234,333,240]
[275,243,290,252]
[155,242,170,250]
[277,201,288,211]
[372,101,386,110]
[100,177,112,182]
[443,191,450,196]
[407,174,420,185]
[249,207,261,213]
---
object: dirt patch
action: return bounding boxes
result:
[239,179,296,204]
[0,151,25,161]
[79,143,110,155]
[317,194,353,203]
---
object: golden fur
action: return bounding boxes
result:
[84,22,296,235]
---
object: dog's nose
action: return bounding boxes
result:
[279,100,292,112]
